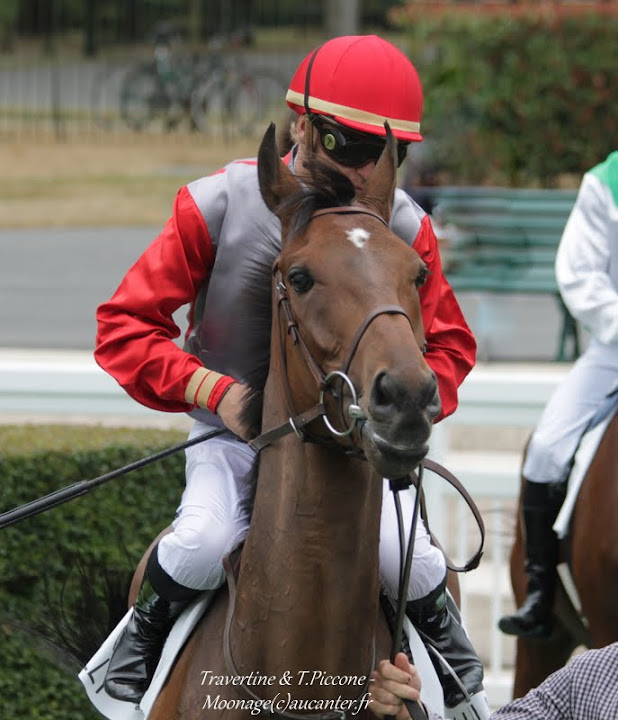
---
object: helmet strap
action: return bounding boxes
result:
[303,43,324,122]
[303,116,314,157]
[303,41,326,160]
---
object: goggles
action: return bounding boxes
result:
[311,116,409,169]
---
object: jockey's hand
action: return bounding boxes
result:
[216,382,252,441]
[369,653,423,720]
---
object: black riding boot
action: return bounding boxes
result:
[104,547,200,704]
[498,480,563,639]
[406,575,485,709]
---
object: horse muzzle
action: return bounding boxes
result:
[358,370,441,478]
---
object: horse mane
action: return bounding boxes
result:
[278,157,356,239]
[238,158,355,440]
[239,388,264,441]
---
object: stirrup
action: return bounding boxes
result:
[422,641,484,706]
[445,690,491,720]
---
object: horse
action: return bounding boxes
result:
[507,410,618,699]
[123,123,446,719]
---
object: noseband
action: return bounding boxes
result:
[250,206,425,453]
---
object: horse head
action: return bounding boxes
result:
[257,123,440,479]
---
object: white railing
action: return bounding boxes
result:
[426,362,569,707]
[0,349,570,709]
[0,348,193,430]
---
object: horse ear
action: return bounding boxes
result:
[257,123,301,217]
[356,122,397,224]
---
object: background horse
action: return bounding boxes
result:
[143,124,441,719]
[508,410,618,698]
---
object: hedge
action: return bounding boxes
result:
[392,5,617,186]
[0,424,187,720]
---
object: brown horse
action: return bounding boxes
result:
[140,124,441,719]
[508,410,618,699]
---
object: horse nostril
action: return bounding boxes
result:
[422,376,442,419]
[370,371,397,419]
[370,370,407,420]
[370,370,440,421]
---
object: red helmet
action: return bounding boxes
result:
[286,35,423,143]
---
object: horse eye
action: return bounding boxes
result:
[415,266,429,288]
[287,268,314,294]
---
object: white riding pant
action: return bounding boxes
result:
[523,340,618,483]
[157,421,446,599]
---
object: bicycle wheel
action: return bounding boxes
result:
[91,62,131,131]
[234,69,288,138]
[120,64,169,131]
[190,71,235,138]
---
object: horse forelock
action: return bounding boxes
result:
[278,158,356,240]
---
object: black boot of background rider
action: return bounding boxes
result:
[406,575,485,708]
[498,479,564,639]
[104,545,200,704]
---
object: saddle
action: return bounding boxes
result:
[552,394,618,643]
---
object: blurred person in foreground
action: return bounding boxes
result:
[95,34,487,716]
[370,642,618,720]
[498,151,618,640]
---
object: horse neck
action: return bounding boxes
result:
[231,368,383,689]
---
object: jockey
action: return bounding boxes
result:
[95,35,486,715]
[499,151,618,639]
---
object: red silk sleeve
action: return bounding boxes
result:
[94,186,215,412]
[415,215,477,421]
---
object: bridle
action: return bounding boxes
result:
[250,205,425,454]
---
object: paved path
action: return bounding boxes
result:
[1,226,585,359]
[1,227,164,349]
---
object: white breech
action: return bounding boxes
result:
[157,421,446,599]
[523,341,618,483]
[157,426,258,591]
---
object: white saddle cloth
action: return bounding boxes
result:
[79,599,447,720]
[554,409,615,539]
[78,592,212,720]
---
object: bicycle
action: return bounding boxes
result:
[119,23,204,132]
[189,56,288,140]
[91,25,288,137]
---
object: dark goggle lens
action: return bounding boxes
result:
[317,121,408,168]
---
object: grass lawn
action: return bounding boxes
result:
[0,133,260,228]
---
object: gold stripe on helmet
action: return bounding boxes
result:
[286,89,421,134]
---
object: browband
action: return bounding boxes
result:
[310,205,389,228]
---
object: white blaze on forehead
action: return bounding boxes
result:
[346,227,370,249]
